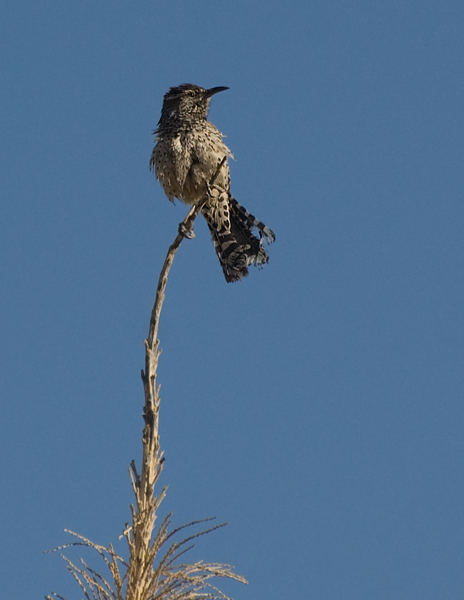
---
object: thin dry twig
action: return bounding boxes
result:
[46,157,246,600]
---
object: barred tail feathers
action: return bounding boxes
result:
[228,197,276,245]
[202,195,274,283]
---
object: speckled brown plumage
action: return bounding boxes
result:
[150,84,274,282]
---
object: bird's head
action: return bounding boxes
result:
[158,84,229,127]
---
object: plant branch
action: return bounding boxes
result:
[46,155,246,600]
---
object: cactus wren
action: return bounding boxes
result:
[150,84,275,282]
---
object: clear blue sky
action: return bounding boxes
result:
[1,1,464,598]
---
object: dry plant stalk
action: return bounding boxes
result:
[46,159,246,600]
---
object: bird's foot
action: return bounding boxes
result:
[178,222,195,239]
[206,182,224,200]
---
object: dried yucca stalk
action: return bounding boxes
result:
[47,162,246,600]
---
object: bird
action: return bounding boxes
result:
[150,84,275,283]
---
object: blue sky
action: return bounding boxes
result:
[1,1,464,598]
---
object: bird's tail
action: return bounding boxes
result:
[202,195,275,283]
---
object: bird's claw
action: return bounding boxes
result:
[206,183,223,200]
[178,223,195,239]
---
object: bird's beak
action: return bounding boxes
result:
[205,86,229,98]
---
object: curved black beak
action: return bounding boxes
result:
[205,86,229,98]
